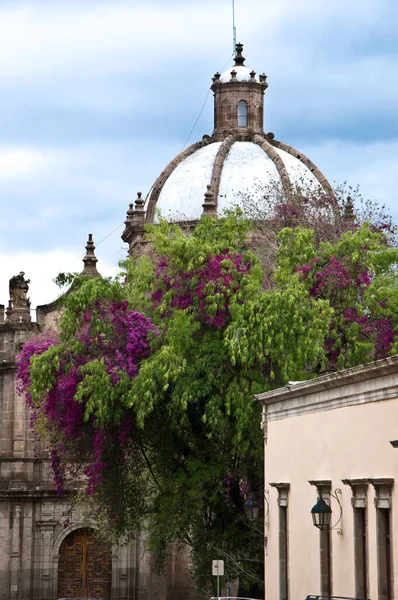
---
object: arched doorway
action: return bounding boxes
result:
[57,528,111,599]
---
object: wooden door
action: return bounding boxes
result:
[58,528,111,599]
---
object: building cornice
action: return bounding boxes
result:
[254,355,398,421]
[309,480,332,488]
[341,478,371,486]
[269,482,290,489]
[0,489,67,500]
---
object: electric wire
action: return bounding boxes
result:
[183,52,234,149]
[73,222,124,263]
[75,52,235,263]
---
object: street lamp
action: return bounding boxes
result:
[243,495,259,520]
[311,497,332,531]
[310,488,343,534]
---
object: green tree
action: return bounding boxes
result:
[17,204,398,592]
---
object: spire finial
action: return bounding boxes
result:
[82,234,100,276]
[125,203,135,224]
[135,191,145,212]
[202,185,217,216]
[234,42,245,67]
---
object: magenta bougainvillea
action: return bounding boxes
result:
[16,329,60,409]
[152,250,253,327]
[17,301,155,495]
[295,241,398,368]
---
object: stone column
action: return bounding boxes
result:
[9,504,22,600]
[36,520,58,600]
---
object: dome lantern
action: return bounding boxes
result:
[211,42,268,141]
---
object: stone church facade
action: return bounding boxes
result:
[0,245,200,600]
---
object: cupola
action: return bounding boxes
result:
[122,44,334,255]
[211,43,268,140]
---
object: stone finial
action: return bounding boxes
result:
[125,203,135,225]
[82,234,100,277]
[134,192,145,214]
[259,73,268,88]
[234,42,245,67]
[230,69,237,82]
[202,185,217,216]
[212,72,221,83]
[122,193,148,256]
[250,70,256,80]
[7,272,31,323]
[130,192,146,227]
[343,196,355,221]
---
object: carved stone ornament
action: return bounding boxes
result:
[9,272,31,309]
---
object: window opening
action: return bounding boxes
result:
[237,100,248,127]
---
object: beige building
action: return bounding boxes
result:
[255,356,398,600]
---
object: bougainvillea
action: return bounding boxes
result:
[280,223,398,370]
[16,205,398,592]
[153,250,253,326]
[17,301,156,497]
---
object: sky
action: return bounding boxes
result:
[1,0,398,311]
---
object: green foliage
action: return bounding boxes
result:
[20,206,398,592]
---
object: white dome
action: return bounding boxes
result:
[154,141,321,222]
[156,143,221,221]
[122,43,334,255]
[219,66,256,83]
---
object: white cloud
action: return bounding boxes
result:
[0,2,235,80]
[0,148,55,180]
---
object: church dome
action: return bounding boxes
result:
[122,44,334,254]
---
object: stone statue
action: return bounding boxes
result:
[9,272,31,309]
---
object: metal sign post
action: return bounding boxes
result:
[212,559,224,597]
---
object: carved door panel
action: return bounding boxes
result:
[58,528,111,599]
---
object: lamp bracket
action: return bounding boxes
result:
[264,489,269,527]
[328,487,343,535]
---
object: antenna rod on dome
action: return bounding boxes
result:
[232,0,237,55]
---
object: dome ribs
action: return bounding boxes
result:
[270,138,335,197]
[253,134,294,202]
[207,133,236,215]
[146,137,213,222]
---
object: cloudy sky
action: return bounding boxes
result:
[1,0,398,310]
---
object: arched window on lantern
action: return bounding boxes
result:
[237,100,248,127]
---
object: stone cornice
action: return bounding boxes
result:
[0,361,17,372]
[369,478,394,487]
[0,489,66,500]
[309,480,332,488]
[36,520,59,528]
[269,482,290,489]
[254,355,398,421]
[341,478,370,487]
